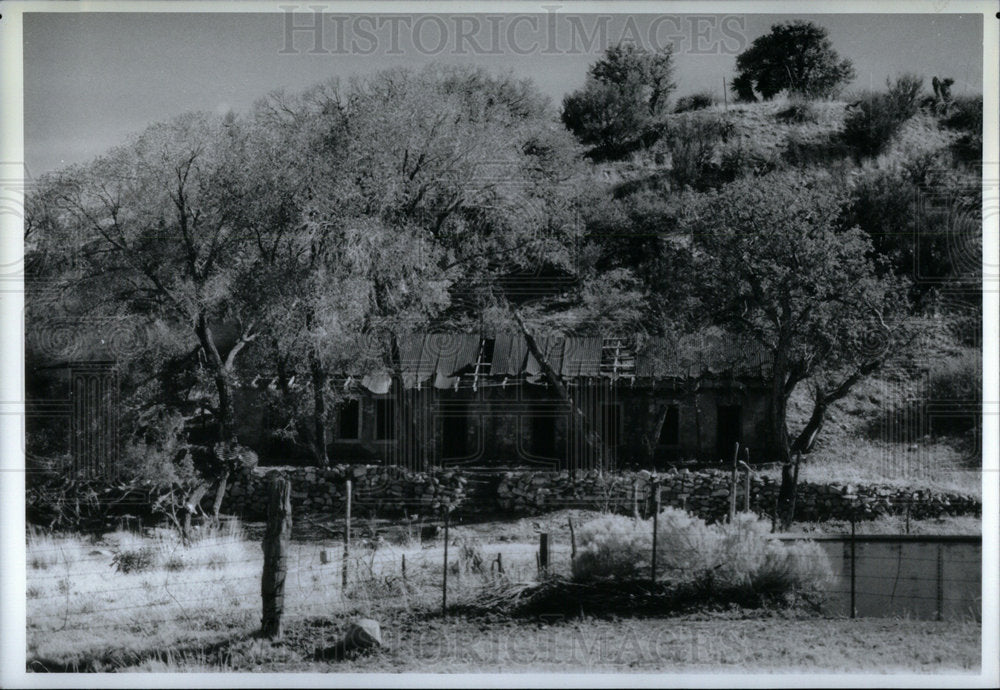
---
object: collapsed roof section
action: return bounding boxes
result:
[349,331,772,393]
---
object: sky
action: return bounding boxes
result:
[22,11,984,177]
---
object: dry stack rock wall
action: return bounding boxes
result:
[220,465,980,524]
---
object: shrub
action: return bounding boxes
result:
[111,546,157,574]
[674,92,716,113]
[571,514,650,581]
[776,98,819,124]
[654,114,736,189]
[571,509,833,602]
[562,43,676,158]
[944,94,983,164]
[713,514,833,597]
[842,75,924,159]
[718,138,781,180]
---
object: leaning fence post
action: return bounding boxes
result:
[261,475,291,639]
[342,479,352,590]
[568,516,577,562]
[651,480,662,585]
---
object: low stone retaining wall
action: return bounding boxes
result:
[220,465,980,524]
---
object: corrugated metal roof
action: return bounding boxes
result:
[561,337,602,377]
[433,333,480,376]
[491,332,527,376]
[358,330,770,389]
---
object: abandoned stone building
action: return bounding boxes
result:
[236,331,773,472]
[27,322,773,474]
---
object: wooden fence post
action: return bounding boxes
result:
[729,442,740,523]
[342,479,352,590]
[742,447,751,513]
[568,517,577,562]
[743,467,751,513]
[261,475,291,639]
[442,509,450,617]
[850,511,856,619]
[936,543,944,621]
[539,532,550,576]
[651,481,661,585]
[632,478,640,520]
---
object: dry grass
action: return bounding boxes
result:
[25,509,981,673]
[788,513,981,536]
[45,614,982,673]
[25,520,555,671]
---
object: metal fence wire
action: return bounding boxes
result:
[26,490,982,654]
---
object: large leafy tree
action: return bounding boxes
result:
[733,20,855,101]
[690,173,912,524]
[562,43,676,156]
[247,65,583,466]
[26,112,281,518]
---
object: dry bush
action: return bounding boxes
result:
[570,514,650,580]
[776,97,819,124]
[571,509,833,603]
[842,75,924,159]
[674,91,717,113]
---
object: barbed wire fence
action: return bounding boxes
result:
[26,470,982,671]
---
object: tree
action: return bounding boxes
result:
[248,65,582,467]
[562,43,676,155]
[689,173,912,525]
[733,21,855,100]
[28,112,266,519]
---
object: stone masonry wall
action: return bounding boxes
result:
[220,465,980,524]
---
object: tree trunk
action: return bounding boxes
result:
[210,469,230,526]
[792,399,828,454]
[181,482,208,545]
[768,354,796,524]
[779,452,802,529]
[642,403,670,466]
[513,310,611,474]
[194,313,237,447]
[389,334,421,470]
[309,351,329,467]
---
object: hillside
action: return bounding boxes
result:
[588,96,983,497]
